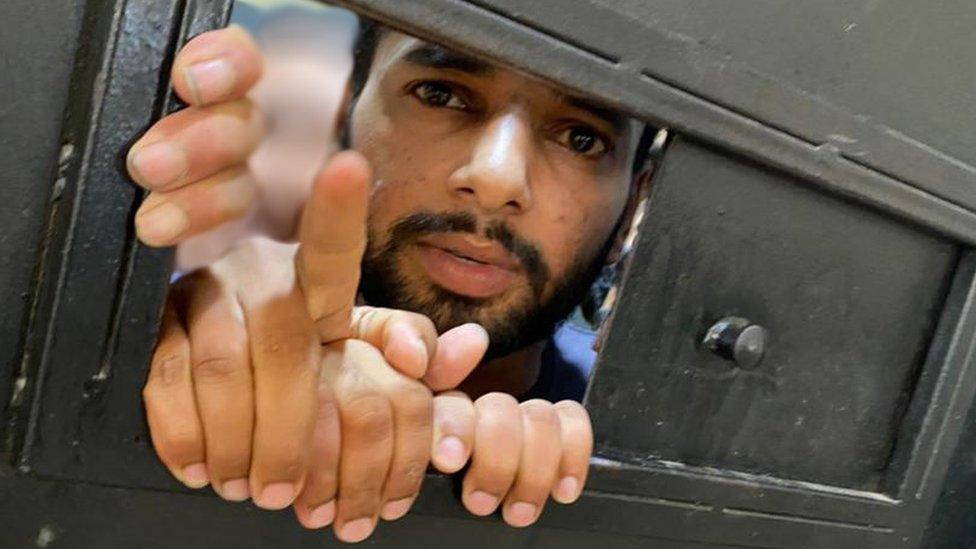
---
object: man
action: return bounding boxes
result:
[129,19,653,543]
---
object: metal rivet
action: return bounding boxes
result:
[702,316,768,369]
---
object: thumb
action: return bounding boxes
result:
[296,150,372,343]
[423,324,489,392]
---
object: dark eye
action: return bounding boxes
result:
[557,126,609,158]
[411,81,468,110]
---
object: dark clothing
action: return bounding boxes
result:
[521,322,597,403]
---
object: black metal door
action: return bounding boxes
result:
[3,1,976,547]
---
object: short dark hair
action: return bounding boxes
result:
[348,17,653,174]
[350,18,384,102]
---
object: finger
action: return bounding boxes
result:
[551,401,593,504]
[367,364,433,522]
[241,282,320,511]
[293,381,341,530]
[326,340,394,543]
[431,391,475,474]
[135,167,255,248]
[181,271,253,502]
[462,393,523,517]
[351,306,438,379]
[296,151,371,344]
[127,99,263,193]
[502,400,562,528]
[171,25,263,107]
[424,323,489,391]
[143,290,209,489]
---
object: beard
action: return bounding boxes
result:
[359,210,613,361]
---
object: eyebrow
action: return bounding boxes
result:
[563,95,629,134]
[402,43,496,75]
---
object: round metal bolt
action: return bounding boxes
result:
[702,316,768,369]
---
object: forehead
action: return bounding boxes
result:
[372,31,643,140]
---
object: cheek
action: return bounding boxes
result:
[358,133,467,230]
[358,141,462,248]
[526,184,622,288]
[353,94,428,227]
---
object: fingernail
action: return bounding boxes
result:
[255,482,296,510]
[456,323,490,351]
[136,202,189,246]
[433,436,465,472]
[554,476,580,503]
[306,500,336,529]
[380,497,414,521]
[456,322,488,335]
[220,477,250,502]
[459,323,489,341]
[338,517,375,543]
[464,490,499,516]
[127,141,187,189]
[505,502,538,527]
[184,58,236,105]
[181,463,209,489]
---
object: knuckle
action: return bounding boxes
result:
[476,392,519,410]
[208,451,250,476]
[401,461,427,488]
[204,101,260,158]
[404,312,436,337]
[340,393,393,436]
[218,173,256,220]
[148,351,187,388]
[258,452,305,480]
[191,353,245,386]
[350,306,376,339]
[553,400,587,416]
[514,476,553,496]
[520,400,558,426]
[339,482,381,509]
[391,380,433,417]
[217,98,255,118]
[388,460,426,493]
[151,423,200,459]
[475,393,520,431]
[471,462,515,487]
[316,393,340,424]
[311,302,356,340]
[307,470,339,498]
[521,460,560,484]
[141,383,165,409]
[252,331,315,366]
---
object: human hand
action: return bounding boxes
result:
[127,26,265,247]
[143,152,488,541]
[427,392,593,528]
[291,336,486,542]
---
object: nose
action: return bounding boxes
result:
[448,112,533,214]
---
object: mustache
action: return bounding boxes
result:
[388,211,549,296]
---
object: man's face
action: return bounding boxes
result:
[349,32,643,358]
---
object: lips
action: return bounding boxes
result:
[414,233,521,299]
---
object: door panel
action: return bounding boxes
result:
[588,136,958,492]
[3,0,976,547]
[0,0,87,445]
[9,0,229,487]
